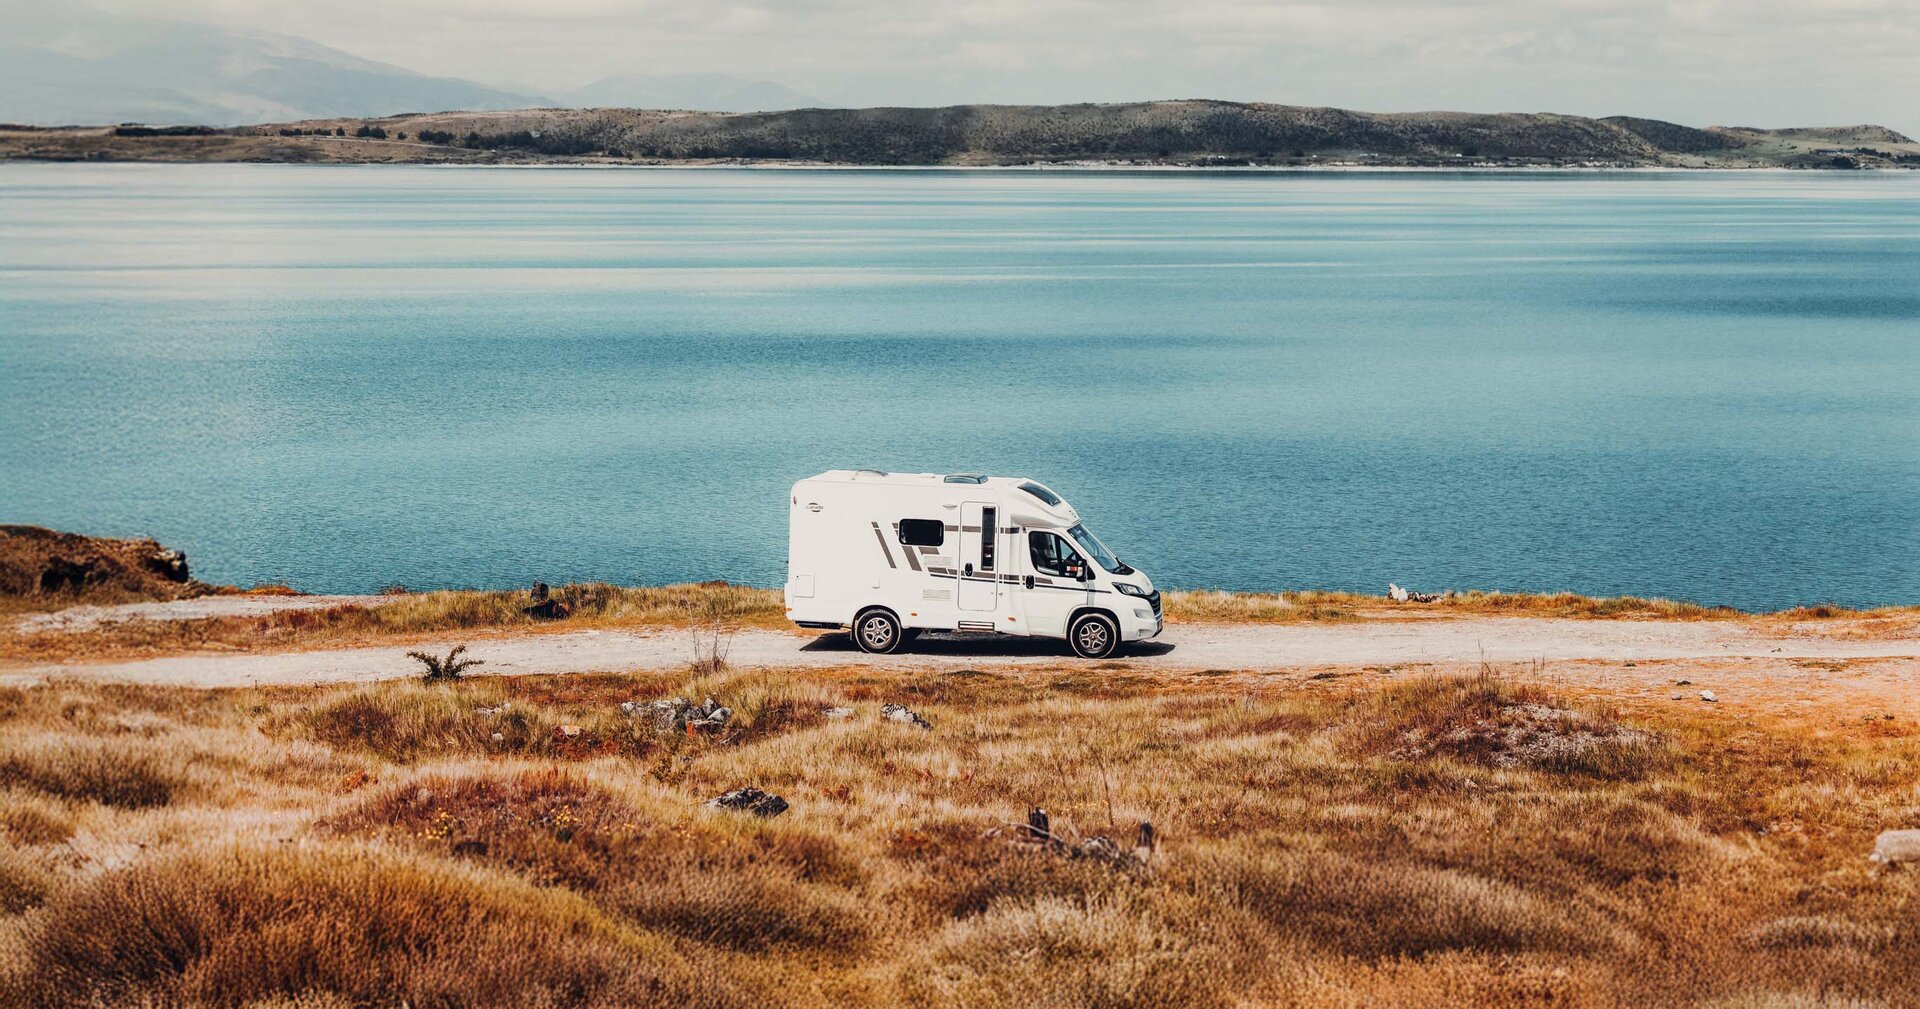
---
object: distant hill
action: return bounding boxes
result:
[561,74,823,113]
[4,101,1915,169]
[0,9,546,126]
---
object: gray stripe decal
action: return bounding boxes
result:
[870,523,896,569]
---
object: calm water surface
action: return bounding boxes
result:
[2,165,1916,609]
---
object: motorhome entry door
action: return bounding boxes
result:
[956,502,999,611]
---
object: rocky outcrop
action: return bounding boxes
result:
[0,525,207,601]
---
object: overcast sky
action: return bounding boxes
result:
[58,0,1920,129]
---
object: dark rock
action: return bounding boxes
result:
[707,787,788,817]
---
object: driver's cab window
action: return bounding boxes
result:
[1028,531,1086,578]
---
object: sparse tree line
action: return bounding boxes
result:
[273,126,409,140]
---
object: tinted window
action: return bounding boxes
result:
[898,519,944,547]
[1017,481,1062,506]
[1027,531,1084,578]
[979,507,996,572]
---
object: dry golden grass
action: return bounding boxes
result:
[1,580,789,662]
[1,662,1917,1008]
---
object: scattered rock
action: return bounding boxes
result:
[1388,582,1440,603]
[1700,690,1717,703]
[636,696,732,734]
[524,598,572,620]
[687,697,732,734]
[882,703,933,730]
[490,732,504,742]
[474,703,510,717]
[1870,829,1920,868]
[1676,680,1692,686]
[554,724,583,739]
[822,706,856,719]
[707,787,788,818]
[522,583,572,620]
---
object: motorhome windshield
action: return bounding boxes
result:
[1067,524,1130,574]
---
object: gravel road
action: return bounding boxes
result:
[6,616,1915,689]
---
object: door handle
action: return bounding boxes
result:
[963,563,973,577]
[1024,575,1034,589]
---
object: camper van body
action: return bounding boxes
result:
[784,471,1162,657]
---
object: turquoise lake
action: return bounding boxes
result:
[1,164,1916,609]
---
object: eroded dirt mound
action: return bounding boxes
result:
[0,525,206,602]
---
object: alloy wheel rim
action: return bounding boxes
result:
[1078,622,1108,653]
[862,618,893,649]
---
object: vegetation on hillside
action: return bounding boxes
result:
[6,101,1915,167]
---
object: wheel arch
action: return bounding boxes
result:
[853,603,900,625]
[1068,605,1119,630]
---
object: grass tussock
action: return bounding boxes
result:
[1346,668,1672,779]
[1,665,1918,1008]
[12,843,752,1009]
[0,734,182,807]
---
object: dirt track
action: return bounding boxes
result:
[6,613,1916,693]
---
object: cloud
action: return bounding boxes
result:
[17,0,1917,129]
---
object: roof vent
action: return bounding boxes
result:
[853,469,889,478]
[943,473,987,484]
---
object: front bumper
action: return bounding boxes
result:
[1122,590,1164,641]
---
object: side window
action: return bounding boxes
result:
[898,519,944,547]
[979,507,996,572]
[1027,531,1083,577]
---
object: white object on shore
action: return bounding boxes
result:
[1388,583,1410,602]
[1700,690,1717,703]
[1871,830,1920,867]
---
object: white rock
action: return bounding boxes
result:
[1870,829,1920,866]
[1700,690,1717,703]
[881,703,933,729]
[822,706,855,719]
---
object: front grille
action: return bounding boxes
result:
[1147,590,1162,617]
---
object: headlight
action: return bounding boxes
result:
[1114,582,1149,598]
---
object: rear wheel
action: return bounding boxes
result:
[1068,612,1120,659]
[853,608,903,654]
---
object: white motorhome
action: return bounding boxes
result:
[784,470,1162,658]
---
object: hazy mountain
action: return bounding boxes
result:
[561,73,823,113]
[0,8,547,126]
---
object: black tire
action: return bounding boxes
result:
[1068,611,1120,659]
[853,608,903,654]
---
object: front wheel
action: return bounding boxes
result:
[1068,612,1120,659]
[853,608,904,654]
